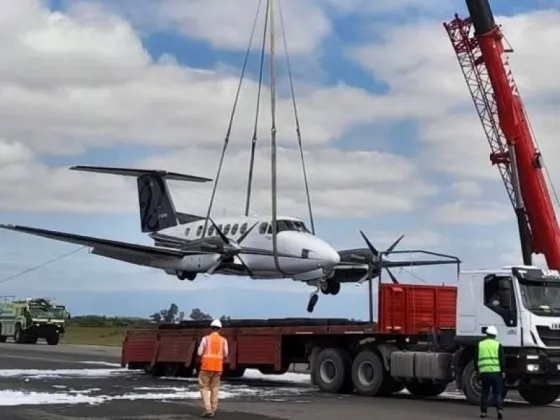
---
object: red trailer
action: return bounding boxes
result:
[122,283,458,388]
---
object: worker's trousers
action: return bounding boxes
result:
[198,370,222,413]
[479,372,503,413]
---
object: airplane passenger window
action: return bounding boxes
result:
[185,228,191,236]
[240,223,248,235]
[208,226,215,236]
[224,224,231,235]
[231,224,239,235]
[218,224,223,233]
[196,225,203,237]
[259,222,268,235]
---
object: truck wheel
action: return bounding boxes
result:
[519,387,560,405]
[27,335,38,344]
[0,336,7,343]
[313,348,353,394]
[14,324,25,344]
[225,367,246,378]
[46,333,60,346]
[351,349,387,397]
[406,382,448,398]
[461,360,507,406]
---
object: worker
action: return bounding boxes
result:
[475,325,505,419]
[197,319,229,418]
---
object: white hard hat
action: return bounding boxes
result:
[486,325,498,336]
[211,319,222,329]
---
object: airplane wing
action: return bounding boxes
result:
[0,224,210,266]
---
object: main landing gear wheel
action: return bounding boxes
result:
[320,281,341,295]
[176,271,196,281]
[307,293,319,313]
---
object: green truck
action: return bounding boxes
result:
[0,297,70,345]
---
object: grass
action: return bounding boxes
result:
[62,325,151,347]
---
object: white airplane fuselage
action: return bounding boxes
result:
[149,215,341,282]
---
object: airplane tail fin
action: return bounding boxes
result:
[70,165,212,233]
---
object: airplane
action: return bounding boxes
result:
[0,165,460,312]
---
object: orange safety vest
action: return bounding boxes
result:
[200,332,225,373]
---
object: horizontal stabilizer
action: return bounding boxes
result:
[69,165,212,183]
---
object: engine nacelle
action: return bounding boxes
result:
[175,254,222,272]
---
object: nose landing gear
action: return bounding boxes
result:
[307,280,341,313]
[307,292,319,313]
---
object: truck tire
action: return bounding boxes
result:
[405,382,448,398]
[351,349,388,397]
[312,348,353,394]
[27,335,38,344]
[46,333,60,346]
[461,360,507,406]
[0,336,7,343]
[225,367,246,378]
[519,387,560,405]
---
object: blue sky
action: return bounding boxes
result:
[0,0,559,320]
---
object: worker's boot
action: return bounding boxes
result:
[479,413,487,418]
[497,410,503,419]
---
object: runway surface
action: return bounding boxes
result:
[1,343,560,419]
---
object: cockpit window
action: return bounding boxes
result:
[267,220,311,234]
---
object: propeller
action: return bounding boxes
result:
[357,231,404,285]
[204,218,253,276]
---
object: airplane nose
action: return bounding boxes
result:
[321,245,340,267]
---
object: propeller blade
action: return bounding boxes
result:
[204,257,223,276]
[209,218,230,245]
[236,255,254,277]
[385,267,399,284]
[385,234,404,254]
[358,263,375,285]
[359,230,379,258]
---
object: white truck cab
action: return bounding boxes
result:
[454,265,560,401]
[457,265,560,349]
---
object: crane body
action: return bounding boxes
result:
[444,0,560,268]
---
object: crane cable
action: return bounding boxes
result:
[278,0,315,235]
[202,0,264,237]
[0,245,86,285]
[244,0,270,216]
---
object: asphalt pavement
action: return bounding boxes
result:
[1,343,560,419]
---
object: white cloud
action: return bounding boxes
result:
[0,1,440,218]
[450,181,482,198]
[432,200,511,225]
[0,140,435,218]
[353,8,560,225]
[157,0,332,55]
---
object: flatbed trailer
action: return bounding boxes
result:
[123,272,560,407]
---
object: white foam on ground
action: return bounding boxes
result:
[242,369,311,384]
[0,388,242,406]
[79,361,122,368]
[0,368,128,379]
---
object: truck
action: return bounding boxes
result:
[121,266,560,406]
[0,297,70,345]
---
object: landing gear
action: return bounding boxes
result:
[307,292,319,313]
[176,271,197,281]
[320,280,341,295]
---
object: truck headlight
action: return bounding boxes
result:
[526,364,540,372]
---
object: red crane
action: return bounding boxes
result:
[443,0,560,268]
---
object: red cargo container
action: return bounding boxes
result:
[378,283,457,335]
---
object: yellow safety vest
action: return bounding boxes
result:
[477,338,501,373]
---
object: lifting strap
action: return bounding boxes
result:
[202,0,264,236]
